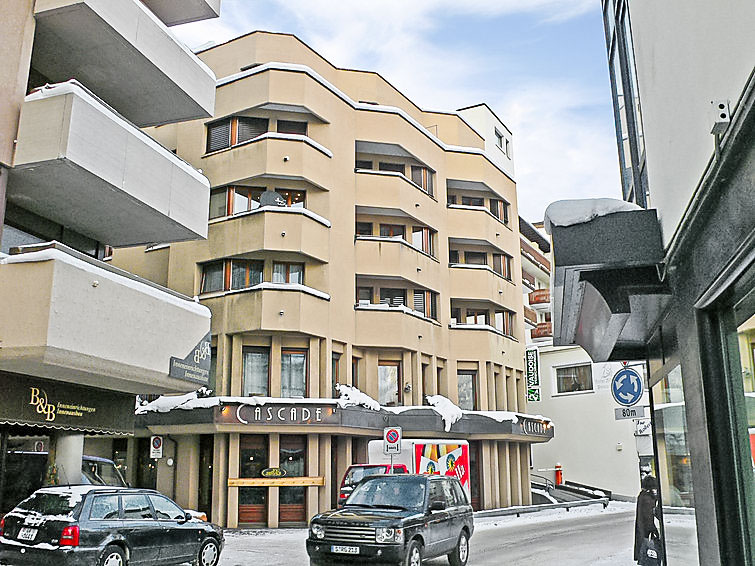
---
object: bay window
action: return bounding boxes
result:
[380,224,405,239]
[231,260,263,289]
[277,120,307,136]
[493,253,512,279]
[200,261,225,293]
[495,310,515,336]
[410,166,434,196]
[356,286,373,305]
[465,251,487,265]
[378,162,405,175]
[489,198,510,224]
[201,260,264,293]
[206,116,269,153]
[461,195,484,207]
[380,288,406,307]
[273,262,304,285]
[210,186,307,219]
[411,226,435,256]
[356,222,373,236]
[466,309,488,325]
[413,290,438,320]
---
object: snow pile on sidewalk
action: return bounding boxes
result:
[544,198,641,233]
[335,384,380,411]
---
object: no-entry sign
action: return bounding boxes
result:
[383,427,402,455]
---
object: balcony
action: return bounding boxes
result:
[201,134,333,191]
[528,289,551,312]
[354,306,442,350]
[531,322,553,341]
[355,170,439,229]
[0,244,211,394]
[450,323,511,362]
[203,285,330,336]
[447,205,515,255]
[8,82,209,246]
[522,269,536,291]
[449,264,518,307]
[31,0,215,126]
[207,208,330,263]
[524,306,538,328]
[355,237,440,289]
[520,238,551,273]
[140,0,220,26]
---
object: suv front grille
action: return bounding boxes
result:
[323,525,376,543]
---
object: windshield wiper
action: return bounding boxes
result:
[372,504,408,510]
[344,503,375,508]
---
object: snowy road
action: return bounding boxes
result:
[214,502,699,565]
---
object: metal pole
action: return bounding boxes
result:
[0,427,8,512]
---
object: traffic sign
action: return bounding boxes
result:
[615,406,647,420]
[383,427,402,455]
[150,435,164,458]
[611,367,643,407]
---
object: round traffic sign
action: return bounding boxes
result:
[611,367,643,407]
[152,436,162,449]
[386,429,400,444]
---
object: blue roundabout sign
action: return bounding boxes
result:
[611,367,643,407]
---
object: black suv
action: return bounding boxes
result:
[0,486,223,566]
[307,474,473,566]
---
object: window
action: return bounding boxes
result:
[352,357,360,390]
[273,262,304,284]
[332,353,341,396]
[281,350,307,397]
[556,364,593,393]
[209,188,228,219]
[495,310,515,336]
[200,261,225,293]
[380,288,406,307]
[89,495,120,521]
[451,307,461,325]
[461,196,484,207]
[277,120,307,136]
[380,224,405,239]
[410,166,434,196]
[231,260,263,290]
[411,226,434,256]
[449,250,459,264]
[122,494,154,520]
[148,495,185,521]
[413,290,437,320]
[356,222,373,236]
[447,194,457,205]
[355,159,373,170]
[489,199,510,224]
[356,286,373,305]
[413,290,425,315]
[457,371,476,411]
[378,162,405,174]
[464,251,487,265]
[209,186,265,218]
[492,254,512,279]
[243,347,269,396]
[466,309,488,325]
[275,189,305,208]
[378,361,400,406]
[209,347,217,393]
[206,117,268,153]
[494,129,503,148]
[505,138,511,158]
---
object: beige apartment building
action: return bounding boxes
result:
[0,0,221,505]
[109,31,553,528]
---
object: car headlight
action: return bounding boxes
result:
[376,527,404,544]
[310,523,325,539]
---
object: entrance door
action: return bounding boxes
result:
[279,435,307,525]
[468,442,482,511]
[198,435,214,522]
[238,435,267,526]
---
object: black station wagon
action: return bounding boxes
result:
[0,486,223,566]
[307,474,473,566]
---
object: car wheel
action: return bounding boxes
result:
[404,539,423,566]
[195,538,220,566]
[448,530,469,566]
[98,545,126,566]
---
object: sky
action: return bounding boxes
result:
[173,0,621,222]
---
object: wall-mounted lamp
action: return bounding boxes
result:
[283,155,290,162]
[279,310,285,316]
[281,231,286,237]
[403,383,412,393]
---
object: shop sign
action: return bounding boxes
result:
[635,418,652,436]
[527,387,541,402]
[218,403,340,426]
[169,332,211,385]
[0,372,135,434]
[525,348,540,387]
[520,418,549,436]
[261,467,287,478]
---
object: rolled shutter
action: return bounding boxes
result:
[237,117,268,143]
[206,120,231,152]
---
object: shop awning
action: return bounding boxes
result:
[545,200,670,362]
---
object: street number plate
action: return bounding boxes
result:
[331,545,359,554]
[17,528,37,541]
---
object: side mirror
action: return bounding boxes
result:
[430,500,445,511]
[181,511,192,523]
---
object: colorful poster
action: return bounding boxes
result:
[414,443,470,491]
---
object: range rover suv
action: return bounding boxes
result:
[307,474,473,566]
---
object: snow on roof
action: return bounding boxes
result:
[137,387,551,431]
[543,198,641,234]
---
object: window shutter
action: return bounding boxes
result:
[206,120,231,152]
[237,117,268,143]
[413,290,425,314]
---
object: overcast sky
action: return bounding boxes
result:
[173,0,621,222]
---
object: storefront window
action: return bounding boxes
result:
[242,347,269,397]
[280,436,307,524]
[378,361,400,406]
[281,350,307,397]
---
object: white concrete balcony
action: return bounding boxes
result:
[0,244,212,394]
[140,0,220,26]
[31,0,216,126]
[9,82,209,246]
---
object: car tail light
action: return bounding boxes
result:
[1,517,5,536]
[60,525,79,547]
[339,492,347,499]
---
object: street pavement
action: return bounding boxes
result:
[214,501,699,565]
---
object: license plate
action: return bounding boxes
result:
[17,528,37,541]
[331,545,360,555]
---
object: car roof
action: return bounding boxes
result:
[35,485,158,496]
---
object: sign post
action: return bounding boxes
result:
[383,427,402,474]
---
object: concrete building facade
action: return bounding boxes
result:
[0,0,220,503]
[109,31,553,528]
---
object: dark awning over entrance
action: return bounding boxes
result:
[546,205,670,362]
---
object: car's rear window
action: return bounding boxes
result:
[16,492,82,517]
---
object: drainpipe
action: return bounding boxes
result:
[166,435,178,501]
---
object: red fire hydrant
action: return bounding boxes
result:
[555,463,563,486]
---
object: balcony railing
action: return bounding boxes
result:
[529,289,551,305]
[532,322,553,339]
[524,306,538,328]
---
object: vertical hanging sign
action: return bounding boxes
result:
[525,348,541,402]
